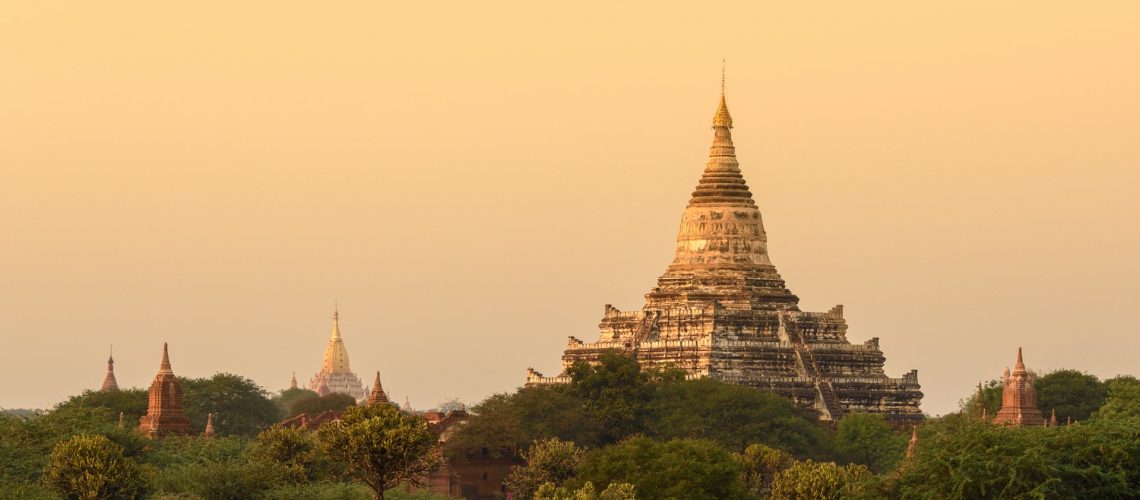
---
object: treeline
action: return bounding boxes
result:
[2,358,1138,498]
[443,352,1140,499]
[0,374,447,499]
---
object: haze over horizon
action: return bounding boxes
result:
[2,2,1138,415]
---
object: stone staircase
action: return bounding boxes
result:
[781,310,845,420]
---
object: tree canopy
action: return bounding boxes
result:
[1034,369,1108,422]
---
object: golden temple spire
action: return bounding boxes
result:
[204,413,216,437]
[712,60,733,129]
[321,307,352,372]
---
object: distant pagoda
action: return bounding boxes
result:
[100,347,119,391]
[992,347,1045,426]
[527,79,923,422]
[308,309,365,400]
[367,371,390,405]
[138,343,191,437]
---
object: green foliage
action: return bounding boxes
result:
[289,393,359,419]
[648,378,828,457]
[252,424,328,483]
[1035,369,1107,422]
[574,437,745,500]
[180,373,281,436]
[1095,375,1140,420]
[769,460,874,500]
[382,485,454,499]
[317,404,440,498]
[505,438,584,499]
[140,435,253,468]
[958,379,1002,417]
[535,481,636,500]
[567,351,653,442]
[445,386,605,460]
[263,481,373,500]
[832,414,906,473]
[43,433,145,500]
[152,457,290,499]
[893,417,1140,498]
[53,389,149,428]
[273,388,319,417]
[736,443,795,497]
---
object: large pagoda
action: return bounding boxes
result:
[992,347,1045,426]
[527,82,923,422]
[307,308,366,400]
[138,343,191,437]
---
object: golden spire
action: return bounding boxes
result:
[712,60,733,129]
[321,308,351,372]
[204,413,216,437]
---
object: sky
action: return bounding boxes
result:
[2,1,1138,416]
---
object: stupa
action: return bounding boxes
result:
[527,77,923,422]
[367,371,390,405]
[992,347,1045,426]
[100,347,119,391]
[308,308,366,400]
[138,343,191,437]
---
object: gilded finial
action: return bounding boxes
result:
[721,58,726,96]
[712,62,733,129]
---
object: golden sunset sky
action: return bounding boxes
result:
[2,2,1138,415]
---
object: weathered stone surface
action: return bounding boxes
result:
[528,89,923,423]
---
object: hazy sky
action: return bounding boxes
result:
[2,2,1138,415]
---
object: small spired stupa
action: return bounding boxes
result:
[308,309,366,400]
[527,76,923,422]
[367,371,390,405]
[992,347,1045,426]
[100,347,119,391]
[138,343,191,437]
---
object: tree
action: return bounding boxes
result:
[52,389,149,428]
[1035,369,1107,422]
[736,443,795,497]
[444,386,605,461]
[647,378,828,457]
[253,424,328,482]
[892,418,1140,498]
[273,388,319,417]
[958,379,1002,418]
[1095,375,1140,420]
[318,404,440,499]
[289,393,359,419]
[436,398,466,413]
[574,437,745,500]
[180,373,281,436]
[505,438,584,499]
[42,434,144,500]
[535,481,636,500]
[567,351,653,442]
[832,413,907,472]
[769,460,873,500]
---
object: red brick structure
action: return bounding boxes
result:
[367,371,390,405]
[138,343,191,437]
[992,347,1045,426]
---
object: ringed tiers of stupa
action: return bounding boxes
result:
[527,85,923,423]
